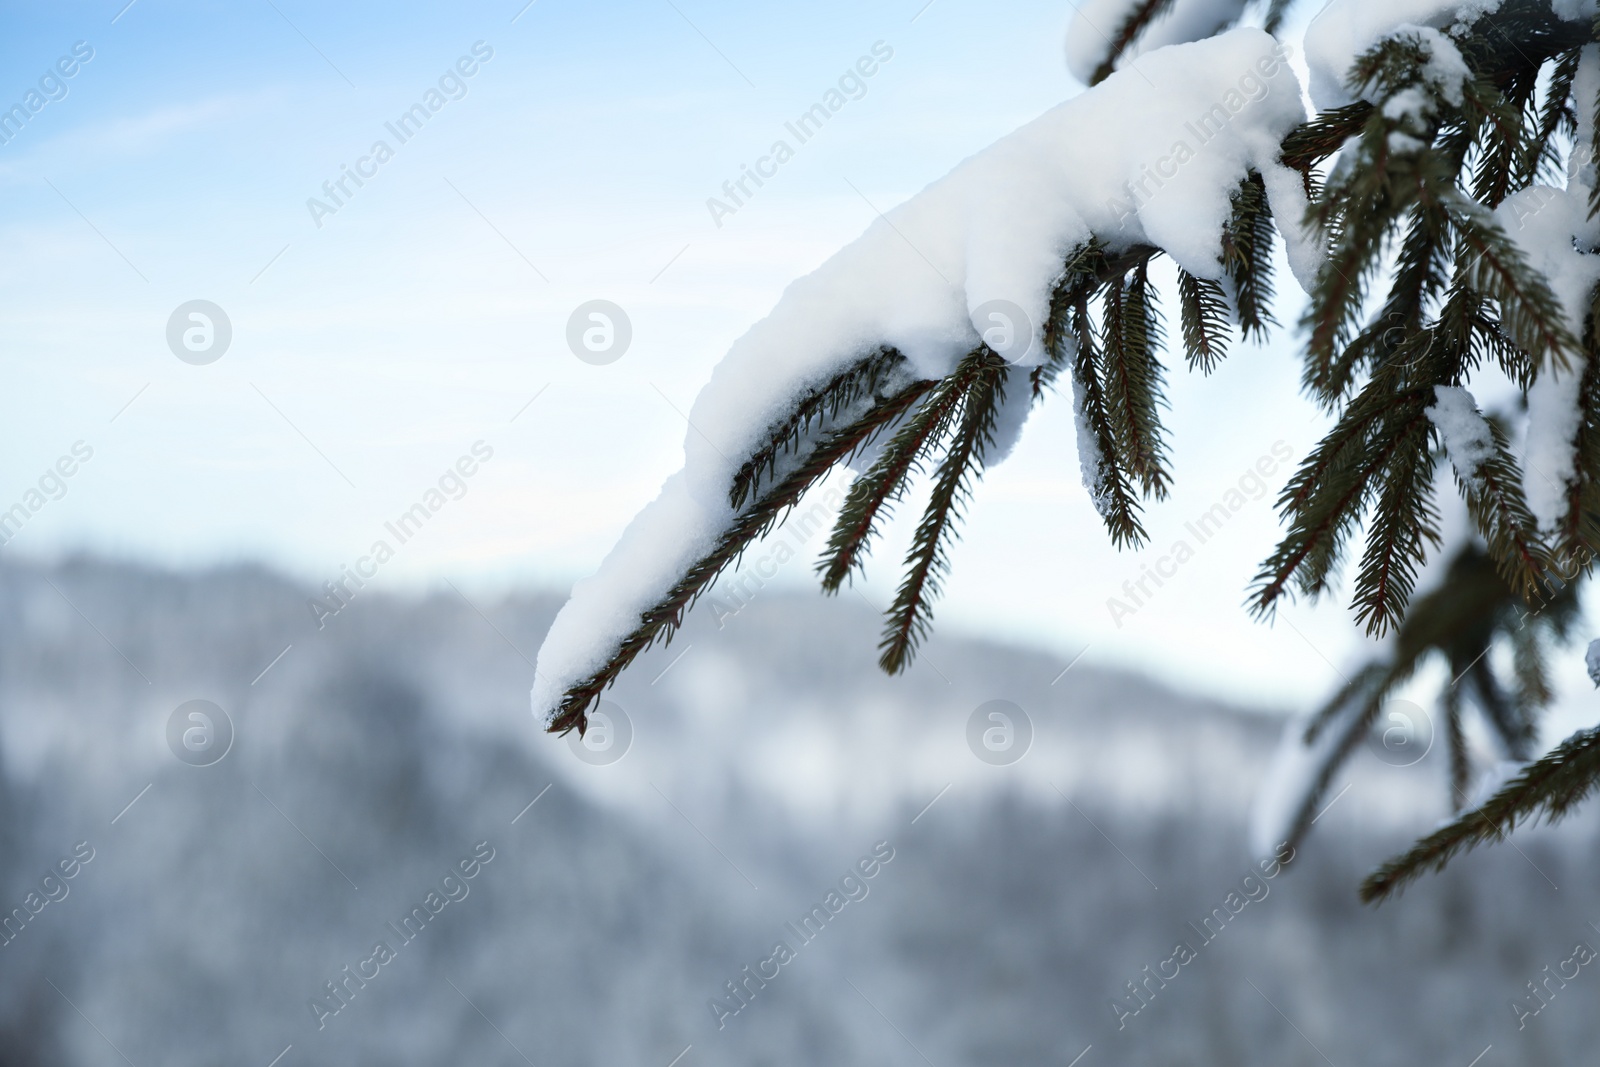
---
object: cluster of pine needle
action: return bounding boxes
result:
[550,0,1600,902]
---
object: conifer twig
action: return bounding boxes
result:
[547,367,936,734]
[879,351,1010,672]
[818,352,992,591]
[1362,726,1600,902]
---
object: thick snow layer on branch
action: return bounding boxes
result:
[1574,46,1600,190]
[1525,362,1587,531]
[1495,186,1600,339]
[1496,185,1600,531]
[1553,0,1600,23]
[1130,0,1255,63]
[1065,0,1252,85]
[680,31,1303,509]
[1304,0,1490,108]
[1259,163,1325,292]
[1065,0,1146,83]
[1425,385,1495,485]
[531,31,1307,722]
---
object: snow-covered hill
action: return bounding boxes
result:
[0,556,1591,1066]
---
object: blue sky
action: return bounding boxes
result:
[2,0,1591,720]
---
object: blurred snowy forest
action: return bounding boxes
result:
[0,556,1594,1066]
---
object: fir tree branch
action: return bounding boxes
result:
[1035,241,1125,398]
[1464,70,1539,208]
[1470,655,1533,759]
[1309,202,1451,404]
[544,3,1600,881]
[1473,307,1534,388]
[1032,241,1162,547]
[1450,413,1548,600]
[817,352,991,592]
[1223,174,1278,342]
[1511,609,1554,726]
[1352,408,1441,634]
[1280,103,1374,175]
[1303,546,1525,751]
[730,348,907,509]
[1299,86,1443,387]
[1262,0,1297,35]
[1591,9,1600,220]
[1070,291,1150,547]
[878,352,1010,672]
[1519,45,1579,187]
[1089,0,1178,86]
[1441,186,1580,369]
[1303,184,1391,386]
[1252,380,1432,614]
[1303,662,1387,744]
[1443,681,1471,810]
[1551,347,1600,567]
[1176,269,1231,374]
[1436,283,1536,389]
[546,369,937,735]
[1101,261,1172,499]
[1362,725,1600,903]
[1286,545,1564,862]
[1276,672,1389,855]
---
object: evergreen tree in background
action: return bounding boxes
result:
[537,0,1600,901]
